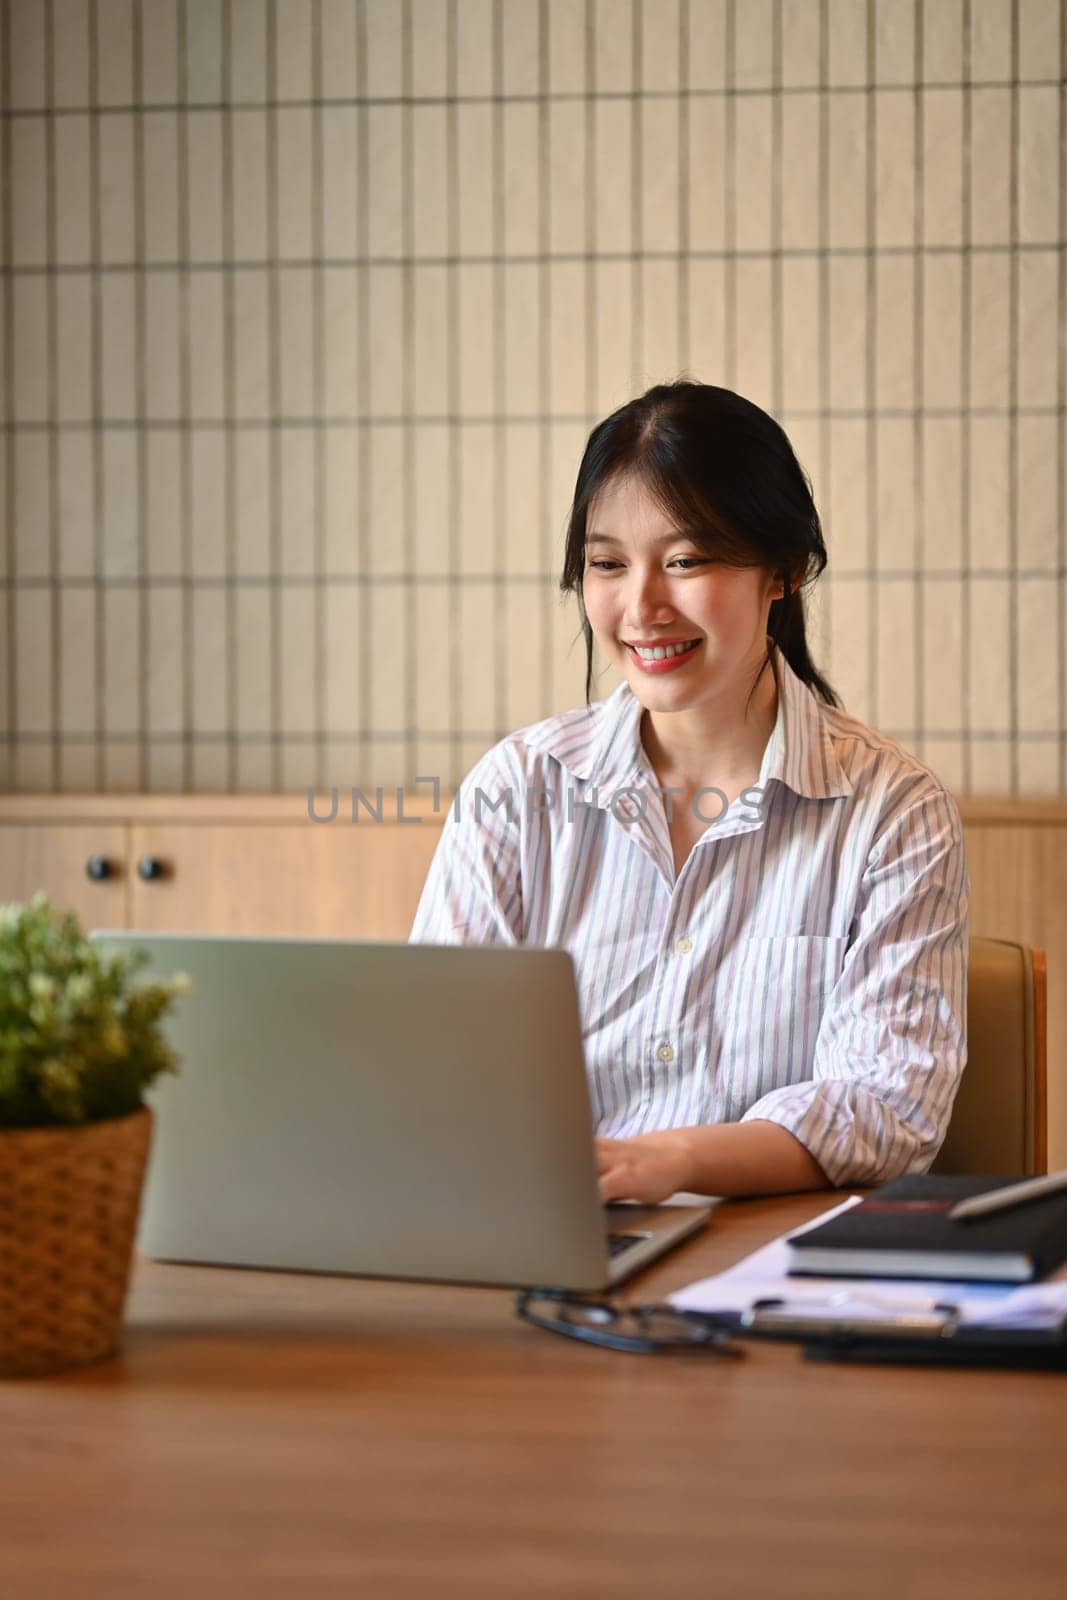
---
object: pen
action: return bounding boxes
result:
[949,1169,1067,1223]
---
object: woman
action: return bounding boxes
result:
[410,381,969,1204]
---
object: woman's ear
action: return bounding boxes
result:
[775,564,805,600]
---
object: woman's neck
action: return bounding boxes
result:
[640,658,779,798]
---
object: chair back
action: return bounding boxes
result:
[933,938,1047,1177]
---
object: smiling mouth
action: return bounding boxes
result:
[625,639,701,662]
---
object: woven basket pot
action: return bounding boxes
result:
[0,1106,153,1378]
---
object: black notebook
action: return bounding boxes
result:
[785,1175,1067,1284]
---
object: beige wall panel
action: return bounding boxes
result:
[924,0,964,81]
[874,0,915,84]
[11,119,47,267]
[54,116,91,264]
[641,259,682,395]
[411,0,447,98]
[12,280,48,423]
[690,0,729,90]
[96,0,134,105]
[873,417,913,570]
[827,0,868,85]
[54,0,91,107]
[921,416,962,570]
[3,0,1066,802]
[501,0,540,97]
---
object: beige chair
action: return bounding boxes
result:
[933,938,1048,1177]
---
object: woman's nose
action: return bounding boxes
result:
[623,571,675,627]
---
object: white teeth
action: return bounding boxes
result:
[633,640,697,661]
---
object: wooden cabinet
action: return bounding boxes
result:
[126,822,441,938]
[0,796,446,942]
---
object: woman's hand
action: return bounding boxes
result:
[595,1130,695,1204]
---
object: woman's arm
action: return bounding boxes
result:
[734,787,970,1187]
[596,1120,828,1204]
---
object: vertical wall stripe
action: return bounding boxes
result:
[1059,0,1066,792]
[0,0,13,779]
[1006,0,1021,794]
[677,1,690,372]
[723,0,736,388]
[584,0,595,411]
[631,0,644,390]
[399,0,415,778]
[89,0,105,789]
[912,0,925,753]
[769,0,783,417]
[960,0,973,792]
[818,0,832,667]
[492,0,507,741]
[538,0,553,716]
[355,0,371,778]
[44,0,59,788]
[221,0,237,790]
[133,0,149,791]
[445,0,460,769]
[177,0,193,790]
[265,0,281,789]
[865,0,879,728]
[311,0,326,788]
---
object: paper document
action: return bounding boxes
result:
[670,1196,1067,1329]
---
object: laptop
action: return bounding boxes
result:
[89,934,715,1289]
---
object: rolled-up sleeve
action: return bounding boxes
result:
[409,745,525,946]
[740,787,970,1185]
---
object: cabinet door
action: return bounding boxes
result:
[128,822,443,938]
[0,825,128,928]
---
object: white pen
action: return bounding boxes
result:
[949,1168,1067,1223]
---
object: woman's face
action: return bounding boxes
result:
[581,474,782,716]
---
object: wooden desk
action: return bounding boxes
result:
[3,1192,1065,1599]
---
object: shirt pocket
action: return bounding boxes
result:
[715,934,850,1117]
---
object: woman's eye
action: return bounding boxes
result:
[584,555,708,573]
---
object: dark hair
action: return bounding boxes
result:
[559,379,840,708]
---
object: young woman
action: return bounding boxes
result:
[410,381,969,1204]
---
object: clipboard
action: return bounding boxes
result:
[668,1198,1067,1370]
[725,1297,1067,1370]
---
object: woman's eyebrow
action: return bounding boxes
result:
[586,529,693,546]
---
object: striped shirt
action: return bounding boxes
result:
[409,647,970,1186]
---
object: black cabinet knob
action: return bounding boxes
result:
[137,855,166,882]
[85,855,113,882]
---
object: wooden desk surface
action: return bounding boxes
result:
[3,1191,1066,1599]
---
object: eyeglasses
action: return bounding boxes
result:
[515,1287,744,1357]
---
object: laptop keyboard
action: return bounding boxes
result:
[607,1230,652,1258]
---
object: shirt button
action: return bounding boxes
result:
[656,1041,675,1064]
[673,936,692,955]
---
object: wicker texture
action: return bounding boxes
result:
[0,1107,153,1378]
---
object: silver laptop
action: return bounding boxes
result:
[89,934,714,1289]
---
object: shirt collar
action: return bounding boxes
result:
[757,648,853,801]
[524,647,853,804]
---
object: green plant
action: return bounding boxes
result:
[0,894,190,1129]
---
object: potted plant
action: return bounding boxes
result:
[0,894,189,1378]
